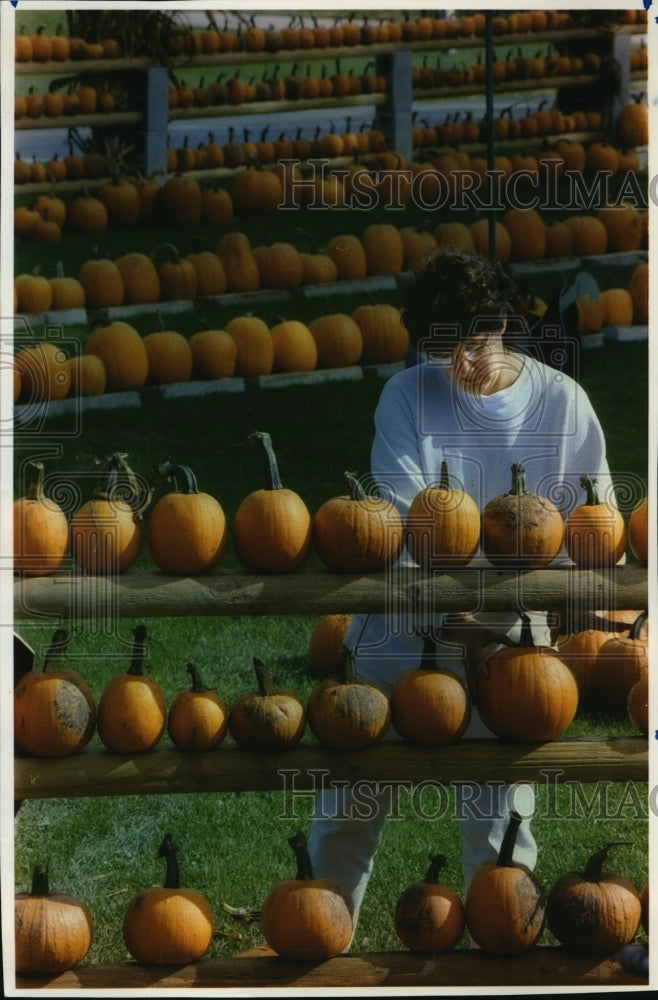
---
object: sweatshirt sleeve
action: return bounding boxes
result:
[369,372,429,519]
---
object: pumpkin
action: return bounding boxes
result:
[628,497,648,564]
[14,273,53,314]
[482,463,564,568]
[228,658,306,750]
[97,170,141,227]
[48,263,86,311]
[617,96,649,147]
[14,341,70,403]
[167,663,228,751]
[465,810,546,955]
[352,303,410,364]
[270,319,318,373]
[564,475,626,567]
[225,316,273,376]
[554,628,615,706]
[565,215,608,256]
[69,452,147,575]
[390,634,471,746]
[33,194,66,229]
[596,204,643,253]
[595,611,648,714]
[312,470,404,572]
[14,628,96,757]
[85,321,148,391]
[308,614,354,678]
[114,252,161,305]
[97,624,166,753]
[123,833,214,964]
[185,250,227,298]
[502,208,546,261]
[261,831,353,960]
[13,460,69,576]
[544,221,574,259]
[640,883,649,934]
[433,221,475,253]
[66,192,108,234]
[15,863,93,974]
[362,223,405,276]
[78,258,123,310]
[299,251,339,287]
[201,186,234,226]
[399,226,438,271]
[67,354,107,397]
[576,291,606,335]
[394,853,465,953]
[628,262,648,325]
[406,461,481,570]
[253,242,305,291]
[216,232,260,293]
[232,160,284,215]
[143,330,193,386]
[469,219,512,261]
[155,243,198,302]
[306,646,391,749]
[627,676,648,735]
[476,613,579,742]
[189,329,237,379]
[600,288,634,327]
[234,431,311,572]
[546,843,642,954]
[308,312,363,368]
[148,459,227,574]
[158,174,203,227]
[325,233,367,280]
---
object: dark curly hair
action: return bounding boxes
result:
[401,249,522,349]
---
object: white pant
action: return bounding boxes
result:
[306,612,547,931]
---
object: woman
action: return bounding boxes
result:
[306,250,618,940]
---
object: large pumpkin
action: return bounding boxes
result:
[312,470,404,572]
[481,462,564,568]
[306,647,391,749]
[594,610,648,714]
[546,843,642,954]
[362,223,405,275]
[15,341,71,403]
[13,460,69,577]
[564,475,626,567]
[260,831,353,960]
[143,330,193,386]
[406,460,480,569]
[148,459,227,574]
[476,614,578,742]
[123,833,214,964]
[351,303,410,364]
[465,810,546,955]
[114,252,161,304]
[85,321,148,392]
[15,863,93,974]
[77,258,123,309]
[14,628,96,757]
[233,431,312,572]
[228,658,306,750]
[189,328,237,380]
[167,662,228,752]
[225,315,273,376]
[269,318,318,372]
[308,312,363,369]
[394,853,465,953]
[390,634,470,746]
[96,624,167,753]
[616,96,649,147]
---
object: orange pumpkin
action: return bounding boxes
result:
[114,252,161,305]
[628,263,648,325]
[306,646,391,749]
[78,258,123,309]
[97,624,167,753]
[228,658,306,750]
[627,676,648,735]
[503,208,546,261]
[13,460,69,577]
[628,497,648,564]
[406,461,481,570]
[394,853,465,953]
[595,611,648,715]
[85,320,148,392]
[167,663,228,751]
[555,627,615,706]
[270,319,318,372]
[67,354,107,398]
[143,330,193,386]
[308,313,363,369]
[352,303,410,364]
[564,475,626,567]
[14,341,71,403]
[225,315,273,376]
[189,329,237,380]
[216,232,260,293]
[390,634,471,746]
[15,863,93,974]
[482,463,564,568]
[325,233,367,280]
[148,459,227,574]
[617,97,649,147]
[308,614,354,678]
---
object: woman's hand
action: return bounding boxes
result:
[439,613,516,702]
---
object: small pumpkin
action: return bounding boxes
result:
[13,460,69,577]
[216,232,260,293]
[312,470,404,573]
[114,252,161,305]
[308,614,354,678]
[503,208,546,261]
[185,250,227,298]
[143,329,193,386]
[476,613,579,742]
[48,263,86,311]
[481,462,564,568]
[225,315,273,377]
[390,634,471,746]
[307,312,363,369]
[167,663,228,751]
[628,262,648,325]
[97,624,167,753]
[351,303,410,364]
[158,174,203,227]
[15,341,71,402]
[325,233,367,280]
[554,627,615,706]
[564,475,626,567]
[628,497,648,564]
[15,863,93,974]
[14,628,96,757]
[84,320,148,392]
[595,610,648,715]
[66,192,108,234]
[232,159,284,216]
[362,223,405,276]
[155,242,198,302]
[306,646,391,749]
[465,810,546,955]
[67,354,107,398]
[123,833,214,964]
[233,431,312,573]
[546,842,642,954]
[228,658,306,751]
[148,459,227,574]
[189,328,237,379]
[270,318,318,372]
[394,853,465,953]
[14,273,53,315]
[78,257,123,310]
[261,831,353,960]
[406,461,481,570]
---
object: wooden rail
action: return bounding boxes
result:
[14,944,647,991]
[12,564,648,621]
[14,737,648,801]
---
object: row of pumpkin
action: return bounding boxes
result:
[15,825,649,974]
[13,441,650,583]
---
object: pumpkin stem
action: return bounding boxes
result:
[25,461,47,503]
[248,431,283,490]
[344,470,367,502]
[156,458,200,495]
[340,645,357,683]
[496,810,523,867]
[158,832,181,889]
[629,610,648,640]
[420,633,438,669]
[43,628,71,672]
[30,862,51,897]
[509,462,530,496]
[94,452,152,520]
[128,624,148,676]
[186,662,209,693]
[579,475,600,506]
[253,657,275,696]
[583,841,633,882]
[518,613,536,649]
[424,853,448,883]
[439,460,451,491]
[288,831,315,881]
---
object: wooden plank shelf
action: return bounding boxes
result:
[169,92,387,120]
[14,111,143,131]
[13,944,647,991]
[13,564,648,622]
[14,737,648,802]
